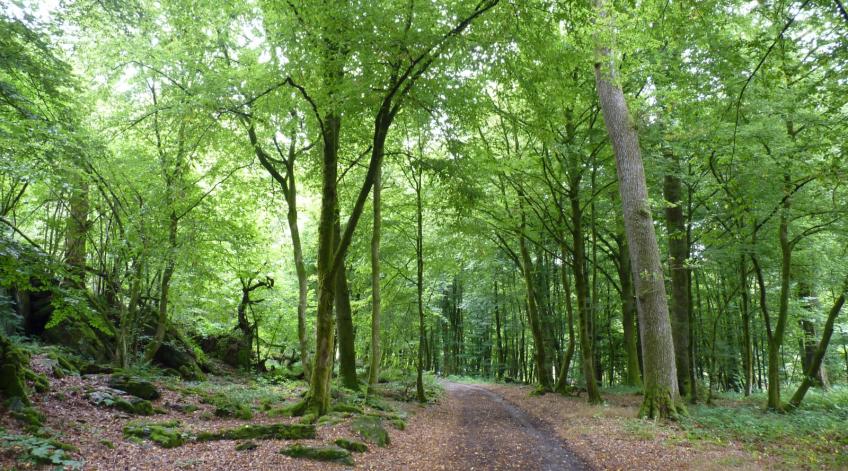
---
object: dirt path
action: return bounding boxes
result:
[365,382,589,470]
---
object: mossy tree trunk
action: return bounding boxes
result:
[663,151,692,399]
[334,215,358,391]
[593,0,682,418]
[616,233,642,388]
[368,163,382,389]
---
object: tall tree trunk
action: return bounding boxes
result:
[494,279,506,380]
[569,185,602,403]
[593,0,681,417]
[617,234,642,388]
[368,164,382,388]
[663,151,691,399]
[144,211,177,363]
[554,248,577,393]
[305,110,342,417]
[518,201,552,390]
[334,214,358,390]
[415,169,427,402]
[740,254,753,396]
[64,178,89,289]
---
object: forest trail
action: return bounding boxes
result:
[443,382,588,470]
[367,382,588,470]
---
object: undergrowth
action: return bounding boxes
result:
[682,386,848,468]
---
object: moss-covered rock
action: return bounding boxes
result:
[113,397,154,416]
[331,402,363,414]
[316,412,345,426]
[79,362,113,375]
[0,335,30,404]
[42,317,113,363]
[334,438,368,453]
[108,374,160,400]
[351,415,390,447]
[196,423,316,441]
[280,444,353,466]
[6,396,45,428]
[123,420,187,448]
[388,417,406,430]
[235,440,258,451]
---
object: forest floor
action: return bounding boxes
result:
[2,358,846,470]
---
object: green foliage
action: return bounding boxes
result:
[279,444,353,466]
[0,429,83,470]
[195,423,315,441]
[682,387,848,468]
[122,420,188,448]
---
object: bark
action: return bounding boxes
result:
[368,163,382,388]
[663,151,691,398]
[766,174,792,411]
[569,183,601,402]
[517,200,552,390]
[617,234,642,388]
[144,210,176,363]
[593,0,681,417]
[64,178,89,289]
[554,248,577,393]
[740,254,753,396]
[494,280,506,379]
[415,168,426,402]
[334,216,358,390]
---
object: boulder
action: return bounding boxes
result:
[108,374,160,400]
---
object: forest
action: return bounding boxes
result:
[1,0,847,469]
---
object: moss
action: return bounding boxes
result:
[109,375,160,400]
[195,423,316,441]
[317,413,345,426]
[280,444,353,466]
[24,369,49,393]
[6,397,45,428]
[0,364,28,403]
[114,397,154,416]
[365,397,392,412]
[100,439,115,449]
[204,393,253,420]
[639,386,688,420]
[351,415,390,447]
[235,440,258,451]
[388,417,406,430]
[331,402,363,414]
[123,420,186,448]
[334,438,367,453]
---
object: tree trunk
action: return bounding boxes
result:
[663,151,691,399]
[64,178,89,289]
[593,2,681,417]
[740,254,753,396]
[569,185,602,403]
[144,210,177,363]
[415,170,427,402]
[518,201,552,390]
[617,234,642,388]
[554,248,577,393]
[368,163,382,388]
[333,210,358,390]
